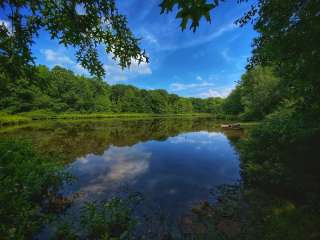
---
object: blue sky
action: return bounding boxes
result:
[1,0,257,98]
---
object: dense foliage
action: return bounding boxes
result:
[52,196,140,240]
[0,0,147,79]
[222,66,281,120]
[0,139,71,239]
[236,0,320,196]
[0,65,224,115]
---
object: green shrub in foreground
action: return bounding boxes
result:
[51,194,142,240]
[239,103,320,198]
[0,139,71,239]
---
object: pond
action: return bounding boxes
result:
[0,117,244,233]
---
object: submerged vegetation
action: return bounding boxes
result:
[0,140,71,239]
[52,196,141,240]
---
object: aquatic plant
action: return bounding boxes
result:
[0,139,72,239]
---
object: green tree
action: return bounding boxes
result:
[148,90,171,114]
[205,97,224,114]
[174,98,193,113]
[223,86,243,116]
[159,0,222,31]
[244,0,320,109]
[0,0,147,79]
[240,66,281,120]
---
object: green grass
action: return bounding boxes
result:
[21,111,212,120]
[0,111,213,127]
[0,112,31,126]
[237,121,259,129]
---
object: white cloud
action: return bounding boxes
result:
[220,48,250,72]
[74,63,89,75]
[169,131,223,145]
[129,58,152,75]
[197,87,233,98]
[41,49,73,65]
[40,48,151,80]
[140,28,158,46]
[72,145,151,195]
[170,81,215,91]
[196,76,203,81]
[104,64,129,81]
[104,55,152,83]
[221,48,233,62]
[159,22,236,51]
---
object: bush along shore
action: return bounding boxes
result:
[0,111,217,127]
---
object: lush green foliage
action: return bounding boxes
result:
[0,139,71,239]
[233,0,320,195]
[184,185,320,240]
[0,65,224,115]
[0,112,31,126]
[223,66,281,120]
[247,0,320,106]
[222,86,243,116]
[52,196,140,240]
[240,104,320,197]
[0,0,147,78]
[159,0,221,31]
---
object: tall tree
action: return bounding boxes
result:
[240,66,281,120]
[245,0,320,111]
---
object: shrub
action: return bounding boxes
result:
[0,139,71,239]
[239,103,320,199]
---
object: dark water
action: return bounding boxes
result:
[0,117,243,223]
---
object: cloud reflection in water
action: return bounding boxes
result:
[68,145,151,197]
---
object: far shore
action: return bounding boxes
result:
[0,112,213,127]
[0,111,259,131]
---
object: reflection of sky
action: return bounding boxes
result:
[67,145,151,198]
[169,131,225,145]
[66,131,240,216]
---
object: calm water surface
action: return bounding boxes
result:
[0,117,243,222]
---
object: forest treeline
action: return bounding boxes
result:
[0,63,282,122]
[0,65,224,115]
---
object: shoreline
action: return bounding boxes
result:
[0,112,215,127]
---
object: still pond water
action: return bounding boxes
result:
[1,117,243,224]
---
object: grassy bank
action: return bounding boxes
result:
[0,112,32,126]
[0,111,214,127]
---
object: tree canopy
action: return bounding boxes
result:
[0,65,224,115]
[0,0,148,79]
